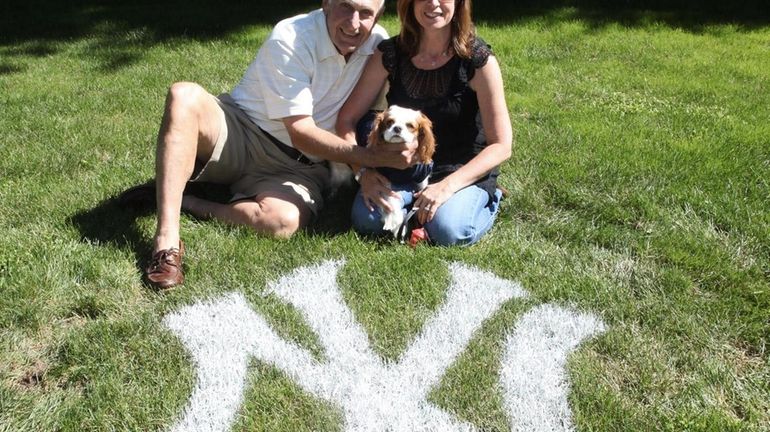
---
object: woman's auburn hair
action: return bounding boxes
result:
[396,0,475,60]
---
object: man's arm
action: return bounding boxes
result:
[283,115,417,169]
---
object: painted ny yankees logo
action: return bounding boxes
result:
[163,261,605,432]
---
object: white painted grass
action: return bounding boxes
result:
[163,293,317,432]
[163,260,606,432]
[264,261,525,431]
[501,304,606,432]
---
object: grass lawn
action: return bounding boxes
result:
[1,1,768,431]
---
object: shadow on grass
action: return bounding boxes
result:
[0,63,25,75]
[68,188,157,285]
[1,0,767,73]
[0,0,314,43]
[69,180,357,283]
[475,0,770,29]
[309,183,357,237]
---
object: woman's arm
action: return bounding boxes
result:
[336,49,389,144]
[335,49,401,211]
[414,55,513,223]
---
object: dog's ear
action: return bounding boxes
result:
[416,114,435,163]
[367,111,387,147]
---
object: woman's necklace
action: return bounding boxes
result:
[417,46,452,67]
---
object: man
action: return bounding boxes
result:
[138,0,415,289]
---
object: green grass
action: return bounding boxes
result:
[1,2,769,431]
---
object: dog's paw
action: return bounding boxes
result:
[382,210,404,234]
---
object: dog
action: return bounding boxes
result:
[366,105,435,235]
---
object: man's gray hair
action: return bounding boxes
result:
[325,0,386,16]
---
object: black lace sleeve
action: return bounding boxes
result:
[464,37,493,82]
[471,37,493,69]
[377,37,398,74]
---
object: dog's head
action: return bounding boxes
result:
[368,105,435,163]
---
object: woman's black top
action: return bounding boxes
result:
[379,35,499,200]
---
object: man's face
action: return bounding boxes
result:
[323,0,381,58]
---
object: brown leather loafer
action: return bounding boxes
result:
[146,241,185,290]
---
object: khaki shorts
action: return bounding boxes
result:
[192,94,330,216]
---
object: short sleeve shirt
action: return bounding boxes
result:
[231,9,388,147]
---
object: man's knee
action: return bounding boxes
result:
[159,82,221,162]
[165,82,208,117]
[270,205,303,238]
[245,199,304,238]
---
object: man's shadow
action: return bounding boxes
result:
[69,181,357,274]
[68,182,227,273]
[308,183,357,237]
[69,188,156,273]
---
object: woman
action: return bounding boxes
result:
[336,0,512,246]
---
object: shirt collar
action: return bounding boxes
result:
[314,9,341,61]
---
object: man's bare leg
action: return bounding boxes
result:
[181,193,312,238]
[146,82,223,288]
[153,82,222,252]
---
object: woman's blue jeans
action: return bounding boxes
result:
[351,183,503,246]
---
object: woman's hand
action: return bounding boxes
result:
[359,168,399,212]
[414,181,454,225]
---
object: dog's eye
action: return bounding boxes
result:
[406,122,416,130]
[384,119,395,128]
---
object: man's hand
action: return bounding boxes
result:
[368,138,418,169]
[283,115,418,169]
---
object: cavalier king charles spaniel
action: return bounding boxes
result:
[367,105,435,235]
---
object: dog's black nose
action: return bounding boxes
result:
[392,126,402,134]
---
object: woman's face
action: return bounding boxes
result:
[412,0,455,31]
